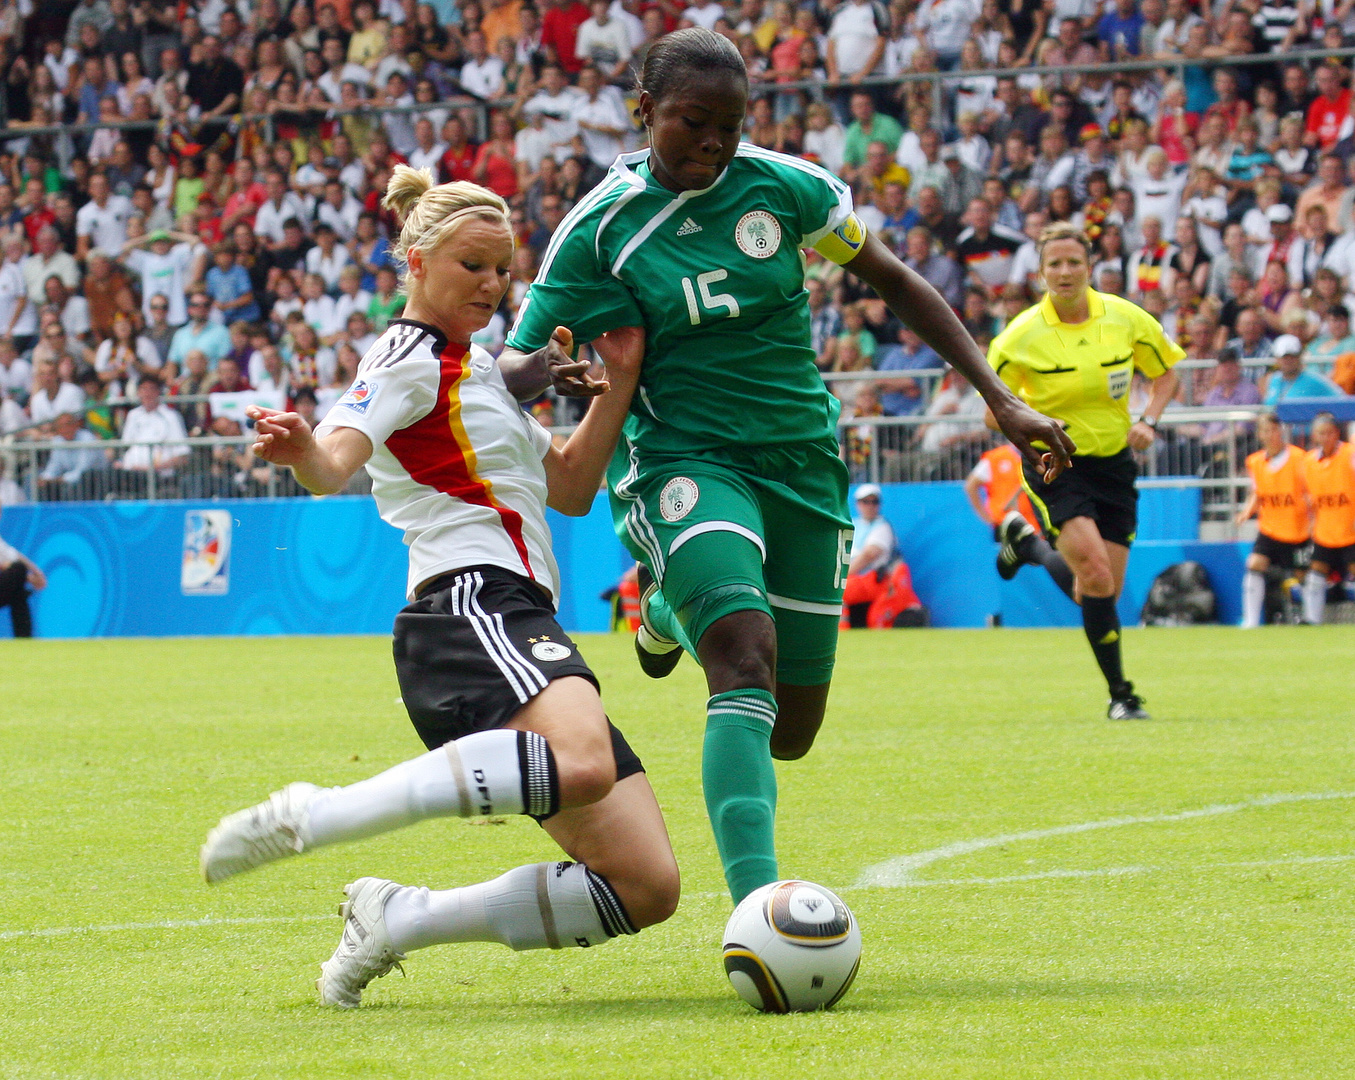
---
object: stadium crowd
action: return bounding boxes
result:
[0,0,1354,499]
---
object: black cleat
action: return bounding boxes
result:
[634,564,682,679]
[996,511,1035,581]
[1107,684,1151,720]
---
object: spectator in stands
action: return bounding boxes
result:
[875,325,940,417]
[1261,335,1345,405]
[22,227,79,311]
[169,291,232,371]
[1310,304,1355,364]
[0,335,31,407]
[28,353,85,427]
[903,223,962,309]
[115,372,189,487]
[36,410,106,500]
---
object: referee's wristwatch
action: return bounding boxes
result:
[1138,414,1159,429]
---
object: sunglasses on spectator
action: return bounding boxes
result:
[151,301,169,310]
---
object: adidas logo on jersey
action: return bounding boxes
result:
[676,217,702,236]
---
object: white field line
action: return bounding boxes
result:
[856,791,1355,888]
[901,852,1355,888]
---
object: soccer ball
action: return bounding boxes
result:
[722,880,861,1013]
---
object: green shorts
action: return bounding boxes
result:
[607,435,852,686]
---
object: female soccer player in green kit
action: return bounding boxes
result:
[500,28,1075,904]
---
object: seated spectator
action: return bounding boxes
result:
[841,483,925,628]
[22,227,79,310]
[28,354,85,427]
[204,243,262,325]
[0,335,32,407]
[903,224,962,309]
[1309,304,1355,366]
[115,374,190,488]
[1200,347,1262,446]
[36,410,107,501]
[304,223,353,294]
[184,415,252,500]
[170,292,233,371]
[876,326,941,417]
[367,264,404,331]
[918,367,987,455]
[172,349,212,435]
[1261,336,1345,405]
[94,310,161,397]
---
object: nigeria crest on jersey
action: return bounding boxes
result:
[735,211,781,259]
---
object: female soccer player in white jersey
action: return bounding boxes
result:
[198,168,678,1008]
[499,28,1075,904]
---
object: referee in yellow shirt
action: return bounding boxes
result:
[987,222,1184,720]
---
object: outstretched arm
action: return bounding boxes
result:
[246,405,373,495]
[543,326,644,515]
[845,233,1077,479]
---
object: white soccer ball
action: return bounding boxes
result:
[722,880,862,1013]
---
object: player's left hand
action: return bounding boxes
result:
[1127,421,1156,451]
[544,325,609,398]
[25,564,46,590]
[989,397,1077,482]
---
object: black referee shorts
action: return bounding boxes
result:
[1022,448,1138,548]
[1312,543,1355,574]
[1252,533,1305,570]
[392,565,643,783]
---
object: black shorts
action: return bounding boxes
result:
[1022,448,1138,547]
[393,565,643,782]
[1312,543,1355,574]
[1252,534,1304,570]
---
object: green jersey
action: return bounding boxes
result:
[506,144,863,453]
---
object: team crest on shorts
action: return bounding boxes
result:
[660,476,699,521]
[531,640,572,662]
[735,211,781,259]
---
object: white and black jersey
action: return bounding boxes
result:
[315,319,561,602]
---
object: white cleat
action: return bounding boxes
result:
[317,877,406,1008]
[200,782,322,883]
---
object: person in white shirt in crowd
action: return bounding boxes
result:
[317,36,373,103]
[0,336,31,406]
[681,0,724,30]
[344,311,378,356]
[1131,147,1187,236]
[44,277,92,345]
[520,63,583,154]
[22,227,80,310]
[0,528,45,637]
[302,272,344,343]
[406,118,447,176]
[255,171,310,248]
[846,483,897,578]
[94,309,162,397]
[804,102,847,177]
[458,29,505,99]
[379,71,420,157]
[332,265,374,327]
[117,373,190,478]
[913,0,978,70]
[0,234,37,350]
[826,0,886,86]
[575,0,632,83]
[515,107,560,177]
[36,410,106,500]
[27,355,86,428]
[919,368,987,454]
[305,224,353,293]
[75,173,133,261]
[251,343,292,397]
[373,22,416,86]
[570,64,633,170]
[316,178,364,244]
[0,389,25,435]
[121,229,197,329]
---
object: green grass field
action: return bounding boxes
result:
[3,627,1355,1079]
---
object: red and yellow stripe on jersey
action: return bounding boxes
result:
[386,343,535,578]
[1245,446,1310,544]
[1303,441,1355,549]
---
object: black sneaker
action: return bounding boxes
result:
[634,564,682,679]
[1107,684,1150,720]
[996,511,1035,581]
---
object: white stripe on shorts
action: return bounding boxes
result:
[668,521,768,561]
[766,592,843,617]
[467,571,547,696]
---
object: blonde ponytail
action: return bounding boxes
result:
[382,166,512,286]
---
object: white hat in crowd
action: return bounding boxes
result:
[1272,334,1303,358]
[855,484,882,501]
[1266,204,1294,223]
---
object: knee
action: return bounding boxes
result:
[1078,564,1116,597]
[698,614,777,691]
[625,862,681,930]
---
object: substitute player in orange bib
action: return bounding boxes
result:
[1237,413,1310,627]
[1301,412,1355,624]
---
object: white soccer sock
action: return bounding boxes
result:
[382,861,636,954]
[1303,571,1327,625]
[304,729,557,847]
[1242,570,1266,628]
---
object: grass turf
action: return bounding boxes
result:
[2,626,1354,1079]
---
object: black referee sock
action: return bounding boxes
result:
[1018,534,1077,601]
[1081,595,1127,695]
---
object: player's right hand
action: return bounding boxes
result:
[247,405,314,466]
[990,397,1077,482]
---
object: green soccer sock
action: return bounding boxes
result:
[702,689,779,904]
[645,585,695,654]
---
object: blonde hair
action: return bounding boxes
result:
[382,165,511,285]
[1037,221,1093,266]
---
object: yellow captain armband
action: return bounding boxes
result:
[812,213,868,266]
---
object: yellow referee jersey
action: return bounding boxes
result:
[987,290,1185,457]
